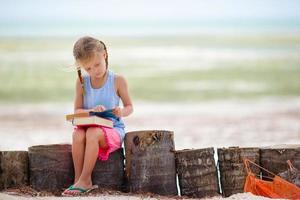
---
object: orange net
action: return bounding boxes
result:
[243,159,300,199]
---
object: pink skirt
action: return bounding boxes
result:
[74,126,121,161]
[97,126,121,161]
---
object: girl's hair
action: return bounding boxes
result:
[73,36,108,95]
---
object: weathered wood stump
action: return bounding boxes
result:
[217,147,260,197]
[124,130,177,195]
[260,144,300,178]
[28,144,74,192]
[29,144,125,192]
[175,148,219,198]
[92,148,125,190]
[0,151,29,190]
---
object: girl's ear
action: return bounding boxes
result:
[103,52,107,59]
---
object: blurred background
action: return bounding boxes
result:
[0,0,299,150]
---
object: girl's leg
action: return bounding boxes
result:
[72,127,108,190]
[72,128,86,183]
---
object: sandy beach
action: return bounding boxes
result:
[0,188,274,200]
[0,193,274,200]
[1,1,300,199]
[1,98,299,151]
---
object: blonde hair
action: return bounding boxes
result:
[73,36,108,95]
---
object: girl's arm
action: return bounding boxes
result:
[114,75,133,117]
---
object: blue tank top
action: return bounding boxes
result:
[82,70,126,141]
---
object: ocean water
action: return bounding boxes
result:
[1,19,300,37]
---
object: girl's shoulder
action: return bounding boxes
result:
[113,72,126,83]
[114,73,128,90]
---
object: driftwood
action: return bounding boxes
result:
[175,148,219,198]
[92,148,125,190]
[217,147,260,197]
[0,151,29,190]
[124,130,178,195]
[260,144,300,178]
[28,144,74,192]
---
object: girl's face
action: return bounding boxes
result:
[79,52,107,79]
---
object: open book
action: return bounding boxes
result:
[66,109,115,128]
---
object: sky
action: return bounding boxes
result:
[1,0,300,22]
[0,0,299,37]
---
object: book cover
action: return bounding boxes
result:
[71,116,113,128]
[66,109,116,128]
[66,109,117,121]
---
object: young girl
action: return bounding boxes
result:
[62,36,133,196]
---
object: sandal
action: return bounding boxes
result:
[62,184,98,196]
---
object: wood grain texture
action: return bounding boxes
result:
[260,145,300,178]
[217,147,260,197]
[0,151,29,190]
[175,148,219,198]
[124,130,177,195]
[92,148,125,190]
[28,144,74,192]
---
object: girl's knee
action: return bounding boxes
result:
[72,128,86,143]
[86,127,104,141]
[86,127,108,149]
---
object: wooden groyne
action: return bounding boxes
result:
[0,130,299,198]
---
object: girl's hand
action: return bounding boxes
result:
[112,107,122,118]
[93,105,106,112]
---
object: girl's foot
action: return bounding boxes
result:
[62,180,97,196]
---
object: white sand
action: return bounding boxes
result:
[126,99,300,149]
[0,192,276,200]
[0,98,300,151]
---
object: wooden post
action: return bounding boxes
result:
[124,130,178,195]
[217,147,260,197]
[260,144,300,177]
[175,148,219,198]
[0,151,29,190]
[28,144,74,192]
[92,148,125,190]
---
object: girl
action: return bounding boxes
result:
[62,36,133,196]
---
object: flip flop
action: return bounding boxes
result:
[62,184,98,196]
[61,185,73,196]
